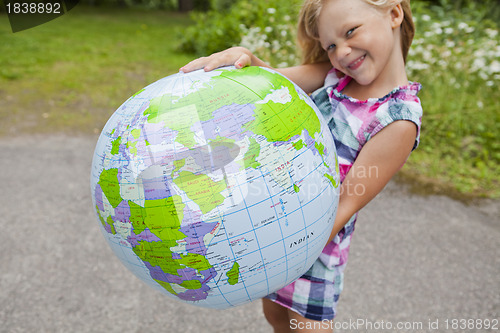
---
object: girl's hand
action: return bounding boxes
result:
[179,47,332,94]
[179,47,269,73]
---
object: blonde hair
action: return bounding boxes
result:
[297,0,415,64]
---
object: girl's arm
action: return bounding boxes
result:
[328,120,417,242]
[180,46,331,94]
[278,63,332,94]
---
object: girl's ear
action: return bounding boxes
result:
[390,3,404,29]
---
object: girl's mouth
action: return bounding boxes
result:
[348,55,366,70]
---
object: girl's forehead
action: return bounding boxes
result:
[319,0,380,24]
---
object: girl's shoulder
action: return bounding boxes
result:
[323,68,346,89]
[316,69,424,150]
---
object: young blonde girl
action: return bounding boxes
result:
[181,0,422,332]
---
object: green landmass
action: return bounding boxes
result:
[173,171,226,214]
[226,261,240,285]
[126,140,138,156]
[292,140,305,150]
[173,158,186,172]
[231,67,321,142]
[130,128,141,139]
[239,137,261,169]
[110,137,121,155]
[142,196,185,240]
[106,216,116,235]
[98,168,122,208]
[324,173,339,189]
[315,142,325,157]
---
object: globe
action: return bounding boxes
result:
[90,66,340,309]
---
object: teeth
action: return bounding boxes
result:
[350,55,365,68]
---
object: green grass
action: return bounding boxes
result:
[402,74,500,200]
[0,6,193,136]
[401,8,500,199]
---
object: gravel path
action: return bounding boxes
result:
[1,135,498,333]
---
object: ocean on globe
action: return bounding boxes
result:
[90,66,340,309]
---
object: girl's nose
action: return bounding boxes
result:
[336,44,351,59]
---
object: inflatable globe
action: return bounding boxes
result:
[90,66,340,309]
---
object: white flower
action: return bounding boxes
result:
[444,27,454,35]
[445,40,455,48]
[490,60,500,73]
[407,61,429,71]
[411,44,424,55]
[265,26,272,33]
[272,40,280,51]
[485,28,498,39]
[267,7,276,14]
[422,14,431,21]
[430,23,442,35]
[413,38,424,45]
[471,58,486,72]
[422,49,432,62]
[474,49,486,58]
[477,100,484,108]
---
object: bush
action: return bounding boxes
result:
[406,0,500,196]
[177,0,303,67]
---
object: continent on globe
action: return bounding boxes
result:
[91,66,340,309]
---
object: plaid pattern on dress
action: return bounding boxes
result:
[265,69,423,321]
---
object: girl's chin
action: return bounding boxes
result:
[351,76,374,87]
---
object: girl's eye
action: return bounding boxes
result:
[327,43,336,51]
[346,27,357,37]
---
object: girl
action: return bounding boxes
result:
[181,0,423,332]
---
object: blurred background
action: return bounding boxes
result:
[1,0,498,198]
[1,0,499,199]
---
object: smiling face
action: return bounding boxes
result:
[318,0,407,95]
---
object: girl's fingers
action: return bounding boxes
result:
[235,53,251,69]
[179,57,208,73]
[180,47,252,73]
[203,55,227,71]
